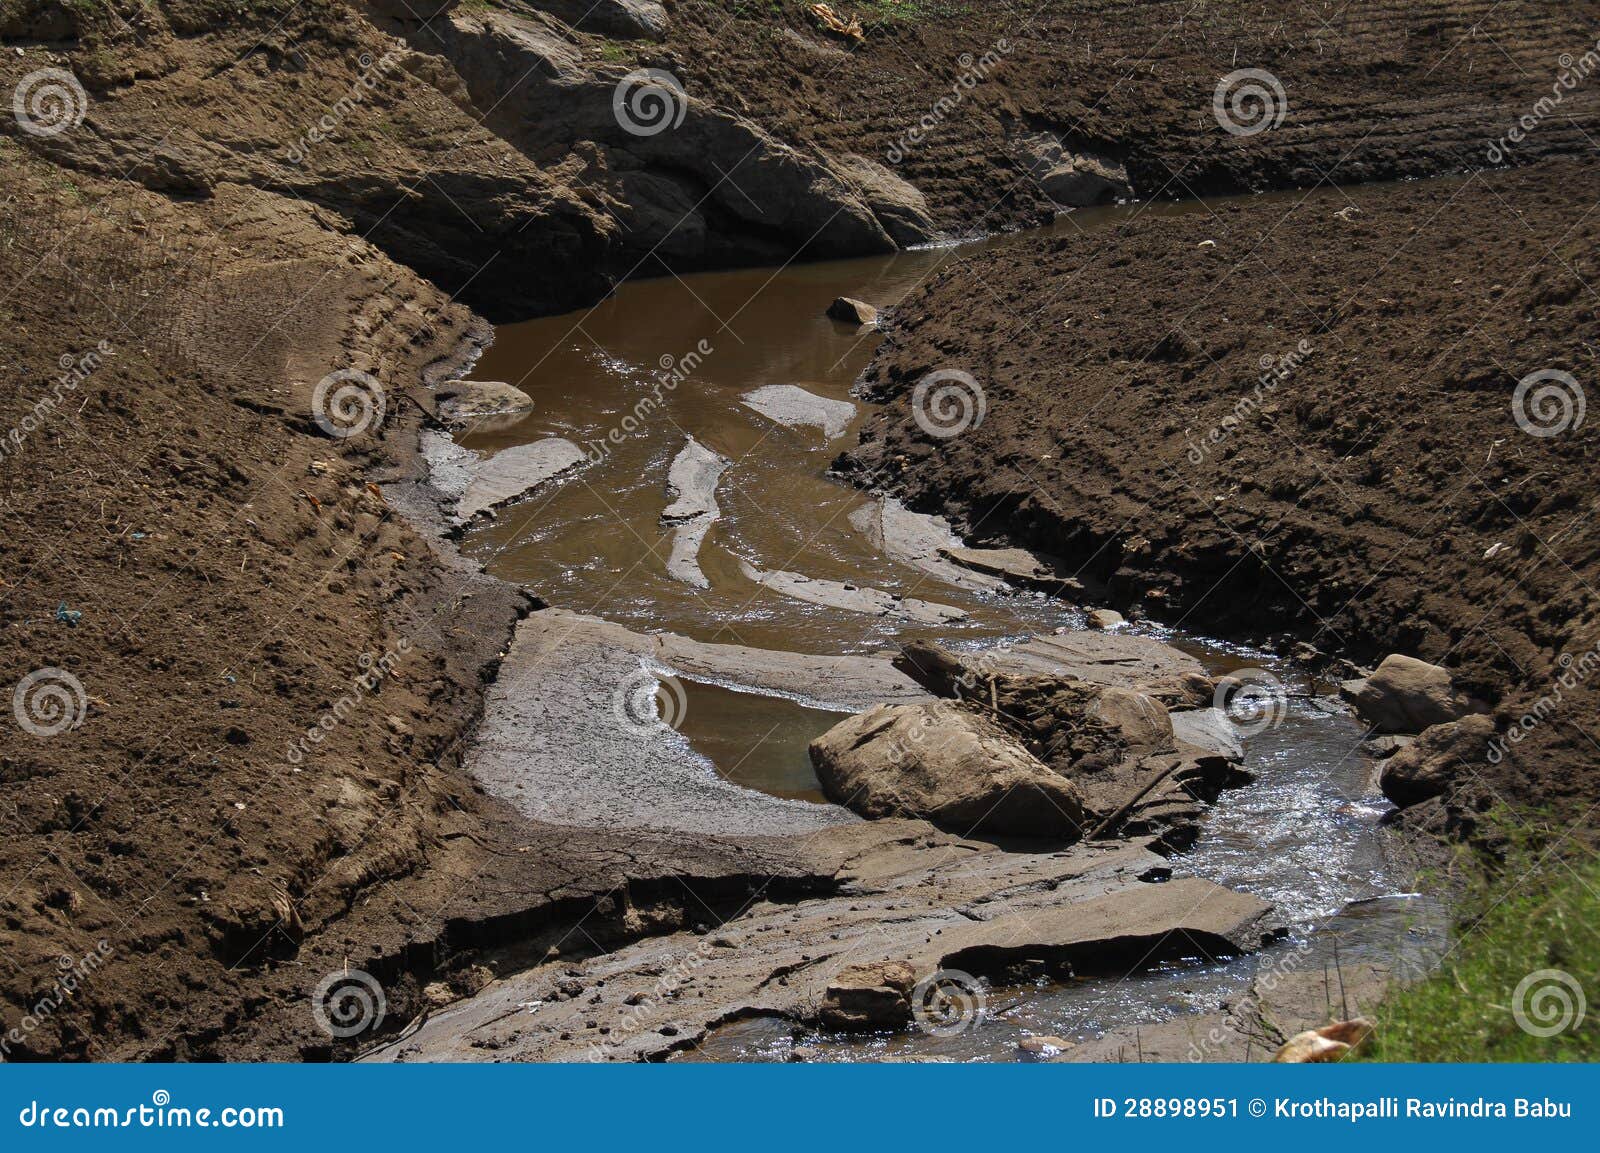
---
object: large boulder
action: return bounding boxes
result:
[1380,714,1496,808]
[809,702,1087,840]
[1340,654,1486,733]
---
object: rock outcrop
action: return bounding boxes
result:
[1012,130,1132,206]
[411,6,920,278]
[886,641,1241,846]
[818,962,918,1032]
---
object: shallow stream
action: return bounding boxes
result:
[458,192,1445,1061]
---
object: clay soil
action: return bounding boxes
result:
[848,157,1600,837]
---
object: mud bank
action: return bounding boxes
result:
[847,159,1600,837]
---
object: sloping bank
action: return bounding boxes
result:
[842,158,1600,839]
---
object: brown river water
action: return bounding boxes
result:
[459,194,1446,1061]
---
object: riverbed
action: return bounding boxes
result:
[450,195,1445,1061]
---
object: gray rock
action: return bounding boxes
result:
[660,437,729,589]
[1089,686,1173,752]
[851,499,1007,593]
[1171,708,1246,762]
[1339,654,1487,733]
[1013,131,1133,207]
[836,154,939,246]
[976,631,1213,706]
[739,560,967,626]
[809,702,1087,839]
[523,0,669,40]
[456,438,585,521]
[937,544,1084,596]
[741,384,857,440]
[1085,608,1125,630]
[436,8,893,268]
[1360,734,1414,761]
[818,961,917,1032]
[364,832,1274,1062]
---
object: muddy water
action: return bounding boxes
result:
[459,193,1442,1061]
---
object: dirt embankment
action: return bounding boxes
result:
[9,2,1600,319]
[0,148,801,1060]
[663,0,1600,228]
[846,158,1600,836]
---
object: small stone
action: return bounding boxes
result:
[826,297,878,325]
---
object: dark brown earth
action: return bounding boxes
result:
[3,0,1599,1060]
[670,0,1600,226]
[0,152,798,1060]
[846,157,1600,839]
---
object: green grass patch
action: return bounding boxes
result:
[1367,847,1600,1061]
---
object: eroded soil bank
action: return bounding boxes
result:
[846,159,1600,838]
